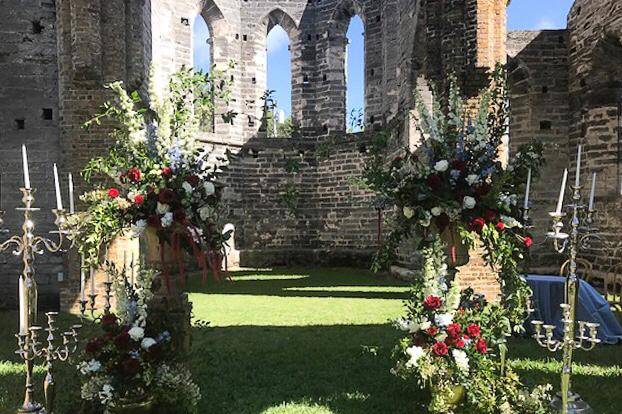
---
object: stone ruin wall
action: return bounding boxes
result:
[0,0,512,311]
[507,0,622,278]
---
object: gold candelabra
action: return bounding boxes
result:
[530,181,601,414]
[0,188,78,414]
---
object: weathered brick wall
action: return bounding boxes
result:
[566,0,622,277]
[507,30,571,274]
[0,1,62,309]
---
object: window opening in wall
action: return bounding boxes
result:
[193,15,212,73]
[266,25,292,137]
[346,15,364,133]
[15,119,25,130]
[42,108,53,120]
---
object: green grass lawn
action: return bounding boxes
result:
[1,267,621,413]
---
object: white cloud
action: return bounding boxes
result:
[534,17,561,30]
[267,26,290,55]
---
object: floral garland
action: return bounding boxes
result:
[78,267,201,412]
[74,65,236,289]
[391,237,553,414]
[362,68,544,325]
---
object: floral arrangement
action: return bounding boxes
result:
[78,267,201,413]
[362,68,544,325]
[391,238,553,414]
[76,65,236,288]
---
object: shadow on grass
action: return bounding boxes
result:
[185,267,411,301]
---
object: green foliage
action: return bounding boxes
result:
[280,182,300,217]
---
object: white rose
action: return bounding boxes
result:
[141,337,157,350]
[204,182,215,196]
[462,196,476,209]
[434,160,449,172]
[466,174,479,186]
[161,212,173,228]
[452,349,469,373]
[431,207,442,217]
[419,318,432,331]
[199,206,211,221]
[128,326,144,341]
[405,345,425,369]
[129,129,146,143]
[156,202,170,214]
[182,181,194,194]
[403,207,415,219]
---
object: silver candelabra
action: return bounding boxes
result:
[530,180,601,414]
[0,187,78,414]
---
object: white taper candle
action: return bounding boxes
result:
[588,172,596,211]
[53,163,63,210]
[575,145,582,187]
[80,254,86,301]
[21,145,30,189]
[524,168,532,210]
[556,169,568,214]
[68,173,75,214]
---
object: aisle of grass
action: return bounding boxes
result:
[0,267,621,413]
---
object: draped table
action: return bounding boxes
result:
[525,274,622,344]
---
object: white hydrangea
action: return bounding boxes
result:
[130,219,147,237]
[434,313,453,327]
[204,182,215,196]
[462,196,476,209]
[182,181,194,194]
[161,212,173,227]
[434,160,449,172]
[405,345,426,369]
[430,207,443,217]
[452,349,469,373]
[128,326,145,341]
[419,210,432,227]
[199,206,212,221]
[156,202,170,214]
[99,383,114,406]
[466,174,479,186]
[79,359,102,375]
[141,337,157,350]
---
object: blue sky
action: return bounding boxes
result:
[193,2,575,124]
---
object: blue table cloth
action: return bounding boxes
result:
[526,275,622,344]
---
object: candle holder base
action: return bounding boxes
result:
[550,392,594,414]
[17,402,46,414]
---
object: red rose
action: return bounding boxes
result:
[186,175,200,187]
[126,167,141,182]
[447,337,465,348]
[450,160,466,172]
[114,331,131,350]
[485,209,497,222]
[134,194,145,205]
[426,326,439,337]
[495,221,506,231]
[466,324,481,338]
[107,188,120,199]
[423,295,443,311]
[121,357,141,376]
[446,323,462,338]
[101,313,118,327]
[524,236,533,248]
[158,188,176,204]
[426,174,443,190]
[475,338,488,354]
[432,341,449,356]
[162,167,173,177]
[470,217,486,232]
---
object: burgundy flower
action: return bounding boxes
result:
[435,213,450,232]
[426,326,439,337]
[432,341,449,356]
[446,336,466,348]
[114,331,131,350]
[446,323,462,338]
[475,338,488,354]
[423,295,443,311]
[121,357,141,376]
[162,167,173,177]
[412,334,426,347]
[484,209,497,222]
[85,337,103,354]
[450,160,466,172]
[426,174,443,190]
[107,188,120,199]
[173,209,186,222]
[466,324,481,338]
[158,188,176,204]
[474,183,490,197]
[101,313,118,327]
[126,167,142,183]
[147,214,160,228]
[186,175,200,187]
